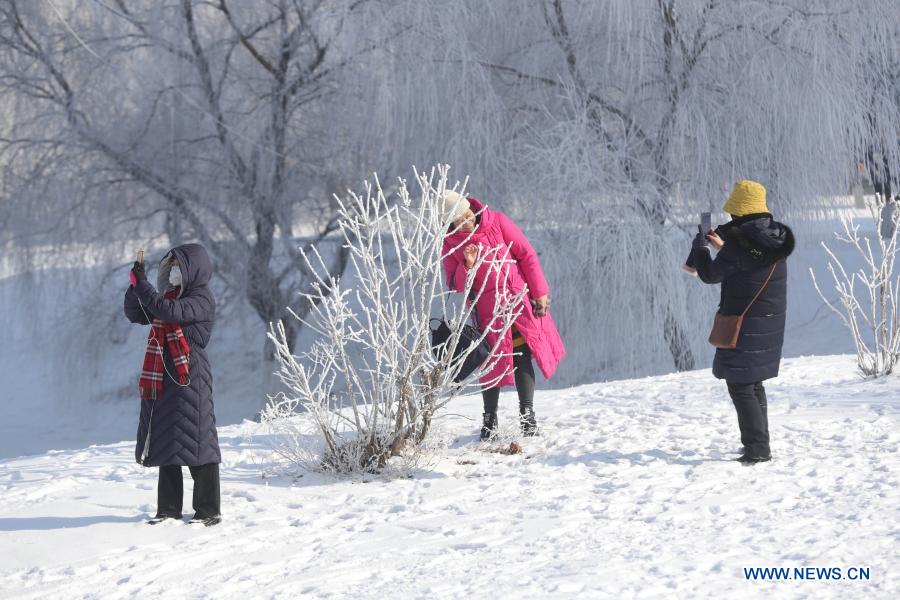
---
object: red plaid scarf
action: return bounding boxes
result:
[139,288,190,400]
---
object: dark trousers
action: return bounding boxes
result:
[726,381,770,457]
[482,345,535,415]
[157,463,221,519]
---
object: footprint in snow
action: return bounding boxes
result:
[229,490,256,501]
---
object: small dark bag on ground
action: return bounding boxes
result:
[430,318,489,382]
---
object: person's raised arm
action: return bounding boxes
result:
[442,242,469,293]
[443,239,487,294]
[124,285,151,325]
[133,279,214,325]
[692,233,739,284]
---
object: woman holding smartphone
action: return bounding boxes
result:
[123,243,222,525]
[690,180,795,465]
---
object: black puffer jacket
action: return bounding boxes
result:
[124,243,221,466]
[692,213,796,384]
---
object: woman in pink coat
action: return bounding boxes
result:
[442,191,566,439]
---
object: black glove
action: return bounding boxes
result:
[132,261,147,283]
[692,231,709,251]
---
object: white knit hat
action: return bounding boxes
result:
[441,190,471,223]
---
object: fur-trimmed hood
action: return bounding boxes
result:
[716,213,795,267]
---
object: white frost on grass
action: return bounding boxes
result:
[0,355,897,599]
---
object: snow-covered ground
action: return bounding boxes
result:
[1,355,897,599]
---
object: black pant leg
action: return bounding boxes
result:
[514,346,536,415]
[157,465,184,518]
[754,382,770,448]
[482,387,500,414]
[726,381,770,457]
[188,463,221,519]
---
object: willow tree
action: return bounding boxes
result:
[3,0,900,391]
[0,0,400,354]
[371,0,900,381]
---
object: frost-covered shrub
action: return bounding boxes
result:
[811,197,900,377]
[262,166,524,475]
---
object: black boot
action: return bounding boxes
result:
[520,408,538,437]
[480,412,498,441]
[147,515,179,525]
[189,515,222,527]
[735,453,771,465]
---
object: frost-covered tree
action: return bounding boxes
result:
[371,0,900,381]
[3,0,900,394]
[263,166,525,474]
[0,0,400,353]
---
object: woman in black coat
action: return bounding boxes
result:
[124,243,222,525]
[691,180,795,464]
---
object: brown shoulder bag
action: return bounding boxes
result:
[708,264,777,349]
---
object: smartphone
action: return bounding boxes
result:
[136,249,144,265]
[700,212,711,234]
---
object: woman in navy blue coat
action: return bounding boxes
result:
[691,181,795,464]
[124,243,221,525]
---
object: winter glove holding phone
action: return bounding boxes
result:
[131,261,147,287]
[692,231,709,251]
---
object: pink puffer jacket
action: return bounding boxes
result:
[442,198,566,387]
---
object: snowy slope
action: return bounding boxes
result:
[1,355,897,599]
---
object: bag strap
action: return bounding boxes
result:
[740,263,778,318]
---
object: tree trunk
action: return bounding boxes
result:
[663,304,695,371]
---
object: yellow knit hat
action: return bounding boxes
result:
[722,180,768,217]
